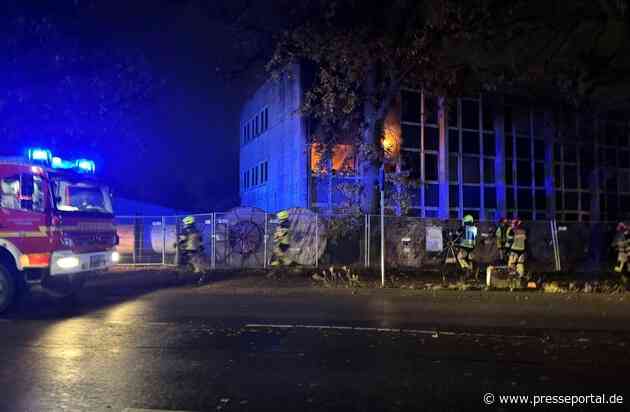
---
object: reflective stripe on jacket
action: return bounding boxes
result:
[510,228,526,252]
[459,226,477,249]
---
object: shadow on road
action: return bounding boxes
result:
[3,269,201,321]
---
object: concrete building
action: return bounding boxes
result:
[240,65,630,222]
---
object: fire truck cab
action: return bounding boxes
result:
[0,148,119,312]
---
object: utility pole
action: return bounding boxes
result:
[379,165,385,287]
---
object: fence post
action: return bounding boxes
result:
[162,216,166,265]
[315,213,319,268]
[211,212,216,271]
[367,215,371,268]
[264,213,268,269]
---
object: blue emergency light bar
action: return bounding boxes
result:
[51,156,74,169]
[26,147,96,174]
[75,159,96,173]
[27,148,52,163]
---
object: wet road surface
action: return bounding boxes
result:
[1,270,629,411]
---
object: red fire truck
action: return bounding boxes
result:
[0,148,119,312]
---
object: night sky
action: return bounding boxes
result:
[1,0,265,212]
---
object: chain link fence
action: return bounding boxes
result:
[115,211,623,275]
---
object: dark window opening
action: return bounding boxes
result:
[424,153,438,181]
[517,189,533,210]
[462,156,480,184]
[425,183,439,207]
[448,129,460,153]
[401,124,421,150]
[424,127,439,151]
[463,186,480,208]
[462,131,480,154]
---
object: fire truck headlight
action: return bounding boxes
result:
[111,251,120,263]
[56,256,80,269]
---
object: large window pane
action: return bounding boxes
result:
[534,140,545,161]
[564,145,577,163]
[517,188,533,210]
[463,186,480,208]
[516,138,531,159]
[424,153,438,181]
[424,127,439,151]
[449,184,459,207]
[482,102,494,131]
[461,100,479,129]
[449,156,459,183]
[535,162,545,187]
[462,156,480,184]
[517,161,532,186]
[462,131,480,154]
[483,159,495,184]
[401,90,421,123]
[535,190,546,210]
[483,134,495,156]
[507,188,515,209]
[401,124,421,149]
[564,165,578,189]
[401,150,421,180]
[506,162,514,185]
[505,135,514,158]
[484,187,497,208]
[504,106,513,132]
[424,96,438,125]
[565,192,578,210]
[448,129,459,153]
[425,183,439,207]
[581,193,591,210]
[533,111,545,137]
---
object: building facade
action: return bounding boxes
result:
[240,66,630,222]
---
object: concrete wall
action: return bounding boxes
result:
[239,64,308,212]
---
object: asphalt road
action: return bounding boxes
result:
[1,270,630,412]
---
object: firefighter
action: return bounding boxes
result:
[178,216,209,284]
[456,214,478,273]
[495,217,510,263]
[270,210,292,267]
[613,222,630,273]
[507,218,527,277]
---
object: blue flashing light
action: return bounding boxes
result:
[75,159,96,173]
[51,156,74,169]
[27,148,52,163]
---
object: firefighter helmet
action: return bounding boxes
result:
[276,210,289,221]
[463,214,474,224]
[511,218,522,228]
[183,216,195,226]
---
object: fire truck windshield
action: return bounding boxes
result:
[52,179,113,214]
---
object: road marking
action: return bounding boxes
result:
[244,323,534,340]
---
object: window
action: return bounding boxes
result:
[401,124,421,150]
[424,153,438,181]
[424,127,439,151]
[401,151,421,180]
[425,184,439,207]
[462,131,480,154]
[462,156,480,184]
[1,174,45,212]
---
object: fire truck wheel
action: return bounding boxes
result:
[0,264,16,313]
